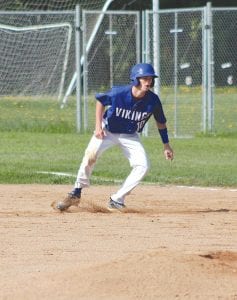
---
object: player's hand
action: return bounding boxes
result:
[164,144,174,160]
[94,127,106,139]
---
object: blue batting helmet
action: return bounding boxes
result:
[130,63,158,86]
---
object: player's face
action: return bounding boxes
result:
[138,76,153,91]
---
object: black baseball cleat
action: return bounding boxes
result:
[108,198,126,211]
[69,188,82,198]
[55,188,82,212]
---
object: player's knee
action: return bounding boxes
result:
[143,163,150,175]
[132,158,149,173]
[136,164,149,179]
[143,158,150,173]
[84,149,97,166]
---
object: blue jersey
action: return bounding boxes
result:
[95,85,167,134]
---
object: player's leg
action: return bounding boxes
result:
[109,133,149,207]
[74,133,115,188]
[54,132,116,211]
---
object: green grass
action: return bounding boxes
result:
[0,96,77,133]
[0,131,236,187]
[0,95,236,187]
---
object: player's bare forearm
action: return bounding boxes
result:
[156,122,174,160]
[95,100,106,139]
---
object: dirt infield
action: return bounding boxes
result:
[0,184,237,300]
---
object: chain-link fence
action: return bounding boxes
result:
[0,4,236,136]
[145,8,204,137]
[212,8,237,134]
[82,10,140,131]
[144,6,237,137]
[81,5,237,136]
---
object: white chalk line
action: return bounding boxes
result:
[38,171,75,177]
[37,171,122,184]
[176,185,237,192]
[37,171,237,192]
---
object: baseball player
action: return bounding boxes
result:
[54,63,174,211]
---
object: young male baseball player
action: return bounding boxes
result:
[54,63,174,211]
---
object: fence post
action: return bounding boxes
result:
[75,4,82,132]
[205,2,214,132]
[203,5,207,133]
[152,0,160,95]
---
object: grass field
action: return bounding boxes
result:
[0,95,236,187]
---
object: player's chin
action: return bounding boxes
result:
[143,85,150,91]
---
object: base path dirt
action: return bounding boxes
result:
[0,184,237,300]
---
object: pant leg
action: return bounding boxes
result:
[111,133,149,204]
[74,133,115,188]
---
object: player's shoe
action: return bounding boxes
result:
[55,188,81,212]
[108,198,126,211]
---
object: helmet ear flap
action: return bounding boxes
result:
[151,78,155,88]
[131,78,140,86]
[134,78,140,86]
[132,78,155,87]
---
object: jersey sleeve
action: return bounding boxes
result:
[153,99,167,124]
[95,89,113,106]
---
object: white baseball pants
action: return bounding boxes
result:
[74,129,149,204]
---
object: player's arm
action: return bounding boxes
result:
[153,99,174,160]
[95,100,106,139]
[156,121,174,161]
